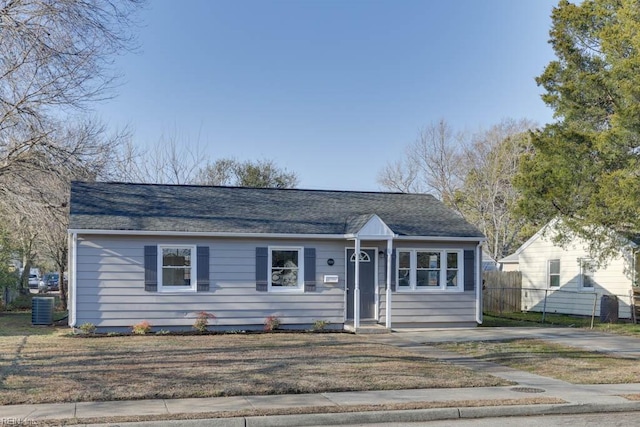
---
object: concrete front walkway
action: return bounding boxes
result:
[390,326,640,358]
[1,327,640,426]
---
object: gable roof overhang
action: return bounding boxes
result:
[345,214,396,241]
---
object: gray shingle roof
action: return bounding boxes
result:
[69,182,485,238]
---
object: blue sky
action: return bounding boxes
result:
[95,0,559,191]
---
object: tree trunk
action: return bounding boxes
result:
[58,267,68,311]
[19,258,30,295]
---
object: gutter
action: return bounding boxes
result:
[69,228,486,242]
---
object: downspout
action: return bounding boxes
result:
[385,238,393,329]
[476,242,483,325]
[69,232,78,327]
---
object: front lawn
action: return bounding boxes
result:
[483,311,640,337]
[437,339,640,384]
[0,313,508,405]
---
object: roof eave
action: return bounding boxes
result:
[69,228,486,242]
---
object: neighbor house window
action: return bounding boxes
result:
[158,245,197,292]
[579,258,595,290]
[397,249,463,291]
[548,259,560,288]
[269,247,304,291]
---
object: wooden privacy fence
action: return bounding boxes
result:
[483,271,522,313]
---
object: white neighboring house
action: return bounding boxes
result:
[502,221,639,319]
[498,252,520,272]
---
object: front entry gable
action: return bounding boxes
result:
[348,214,396,240]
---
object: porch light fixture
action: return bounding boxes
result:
[327,258,334,266]
[378,250,385,258]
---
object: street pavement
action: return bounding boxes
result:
[1,327,639,426]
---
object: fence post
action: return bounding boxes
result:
[591,293,598,329]
[542,289,548,324]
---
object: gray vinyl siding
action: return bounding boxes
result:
[74,235,482,330]
[74,236,346,329]
[376,241,479,325]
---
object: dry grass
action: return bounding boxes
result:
[0,329,509,405]
[437,339,640,384]
[622,394,640,401]
[36,397,566,426]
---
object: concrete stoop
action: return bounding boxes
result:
[343,321,390,334]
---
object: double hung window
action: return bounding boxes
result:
[397,249,463,291]
[548,259,560,288]
[269,247,304,291]
[158,245,197,292]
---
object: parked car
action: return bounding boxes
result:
[28,274,40,289]
[40,273,60,291]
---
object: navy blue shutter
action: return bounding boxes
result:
[144,246,158,292]
[464,250,475,291]
[256,247,268,292]
[197,246,210,292]
[389,251,397,292]
[304,248,316,292]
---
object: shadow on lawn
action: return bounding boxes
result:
[0,311,67,337]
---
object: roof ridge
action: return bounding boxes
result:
[71,180,436,197]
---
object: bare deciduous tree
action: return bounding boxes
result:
[455,119,536,260]
[378,118,537,261]
[377,120,465,207]
[110,130,208,185]
[0,0,143,181]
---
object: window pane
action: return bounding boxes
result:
[583,275,594,288]
[447,252,458,269]
[163,248,191,267]
[417,270,439,287]
[418,252,439,269]
[549,260,560,274]
[446,270,458,287]
[272,268,298,286]
[272,250,298,268]
[398,268,410,287]
[550,275,560,287]
[162,267,190,287]
[398,251,411,269]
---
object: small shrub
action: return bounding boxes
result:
[131,320,152,335]
[312,319,330,331]
[264,315,281,332]
[78,323,96,334]
[7,293,32,311]
[193,311,216,333]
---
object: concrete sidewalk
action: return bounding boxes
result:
[2,327,640,426]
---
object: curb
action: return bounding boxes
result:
[83,401,640,427]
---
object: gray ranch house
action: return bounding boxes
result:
[68,182,485,332]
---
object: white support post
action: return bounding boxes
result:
[354,238,361,329]
[385,238,393,329]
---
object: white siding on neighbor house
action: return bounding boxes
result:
[74,236,347,329]
[519,231,634,319]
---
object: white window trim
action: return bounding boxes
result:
[548,259,560,288]
[157,244,197,293]
[268,246,304,293]
[396,249,464,292]
[578,258,595,291]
